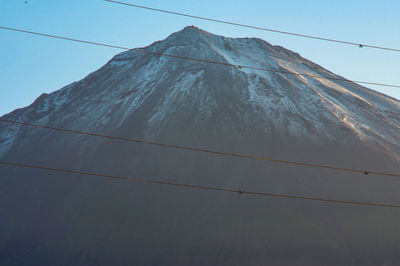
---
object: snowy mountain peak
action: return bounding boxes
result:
[1,26,400,158]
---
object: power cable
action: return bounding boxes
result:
[1,160,399,208]
[1,26,399,88]
[105,0,400,53]
[1,119,399,178]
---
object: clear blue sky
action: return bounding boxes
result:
[1,0,399,116]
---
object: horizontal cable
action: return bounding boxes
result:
[1,26,399,88]
[1,119,399,178]
[105,0,400,53]
[1,160,399,208]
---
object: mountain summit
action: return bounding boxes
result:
[1,26,400,265]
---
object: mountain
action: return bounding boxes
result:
[1,26,400,265]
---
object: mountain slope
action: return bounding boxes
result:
[1,26,400,265]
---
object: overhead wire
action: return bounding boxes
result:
[104,0,400,53]
[1,160,400,208]
[1,119,399,178]
[1,26,400,88]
